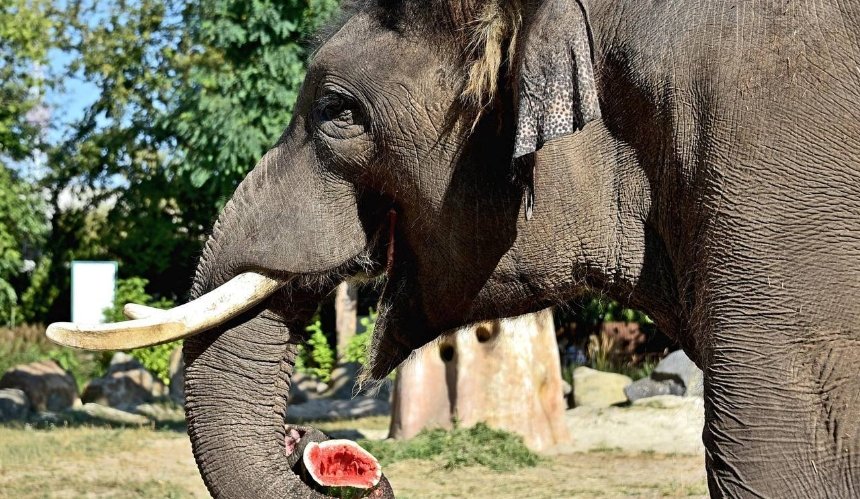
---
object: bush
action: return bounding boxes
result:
[359,423,541,472]
[586,330,659,380]
[102,277,177,385]
[295,316,335,382]
[343,309,376,366]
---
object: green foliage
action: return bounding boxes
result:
[103,277,177,385]
[295,316,335,382]
[0,166,50,326]
[38,0,342,311]
[576,296,653,327]
[343,309,376,365]
[0,0,55,159]
[359,423,541,472]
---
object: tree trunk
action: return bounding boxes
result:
[334,282,357,361]
[388,308,570,452]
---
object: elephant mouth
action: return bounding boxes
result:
[44,204,422,382]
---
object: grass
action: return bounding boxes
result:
[0,425,204,498]
[359,423,541,472]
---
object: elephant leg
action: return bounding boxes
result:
[704,323,860,498]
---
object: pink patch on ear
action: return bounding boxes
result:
[302,439,382,489]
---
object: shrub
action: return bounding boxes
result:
[359,423,541,472]
[295,316,335,382]
[587,330,660,380]
[103,277,178,385]
[343,309,376,366]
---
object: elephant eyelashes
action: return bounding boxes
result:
[315,93,360,127]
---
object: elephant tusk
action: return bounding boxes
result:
[123,303,166,320]
[46,272,285,351]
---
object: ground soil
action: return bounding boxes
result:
[0,401,708,498]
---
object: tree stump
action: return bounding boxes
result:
[388,309,570,452]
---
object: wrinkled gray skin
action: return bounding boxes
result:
[184,0,860,497]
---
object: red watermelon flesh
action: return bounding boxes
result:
[302,439,382,489]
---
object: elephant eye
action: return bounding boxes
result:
[316,93,358,127]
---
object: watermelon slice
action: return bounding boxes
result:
[302,439,382,489]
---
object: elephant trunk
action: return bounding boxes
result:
[183,290,318,498]
[184,289,394,498]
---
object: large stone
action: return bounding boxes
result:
[323,362,389,401]
[624,377,684,402]
[0,388,29,421]
[652,350,704,397]
[287,397,390,422]
[82,353,167,410]
[389,309,570,452]
[168,347,184,405]
[326,362,362,400]
[0,360,80,412]
[572,366,632,408]
[70,403,151,425]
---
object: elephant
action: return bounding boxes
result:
[47,0,860,497]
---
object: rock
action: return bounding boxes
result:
[82,353,167,410]
[562,380,572,396]
[168,347,184,405]
[134,402,185,423]
[315,382,330,394]
[624,377,684,402]
[561,397,705,455]
[572,366,632,408]
[292,373,319,394]
[286,397,390,422]
[631,394,697,409]
[390,309,570,452]
[327,362,362,399]
[107,352,141,374]
[0,360,80,412]
[289,383,309,405]
[325,362,390,401]
[685,369,704,397]
[0,388,29,421]
[70,403,151,426]
[652,350,704,397]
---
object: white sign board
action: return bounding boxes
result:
[71,261,117,324]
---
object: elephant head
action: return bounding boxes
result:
[48,1,661,496]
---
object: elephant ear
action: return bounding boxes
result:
[513,0,601,158]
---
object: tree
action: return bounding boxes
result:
[0,0,54,325]
[29,0,339,322]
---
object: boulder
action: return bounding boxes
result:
[292,373,323,399]
[652,350,704,397]
[327,362,362,399]
[289,382,309,405]
[389,309,570,452]
[70,403,151,425]
[82,353,167,410]
[624,377,684,402]
[0,360,80,412]
[287,397,390,422]
[325,362,390,401]
[134,402,185,424]
[0,388,29,421]
[572,366,632,408]
[631,394,698,409]
[168,347,184,405]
